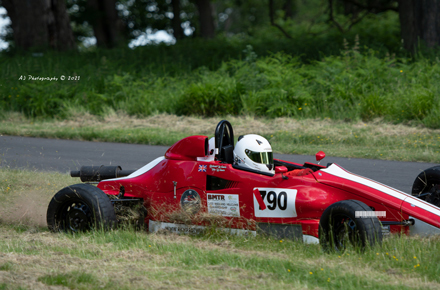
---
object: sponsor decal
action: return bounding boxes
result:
[198,165,207,172]
[207,193,240,217]
[180,189,201,215]
[234,156,245,165]
[381,225,390,236]
[210,165,227,172]
[253,188,298,218]
[208,194,225,201]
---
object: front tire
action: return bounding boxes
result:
[319,200,383,252]
[412,166,440,207]
[47,184,117,232]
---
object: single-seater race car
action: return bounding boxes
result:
[47,120,440,250]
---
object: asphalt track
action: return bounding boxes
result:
[0,135,438,193]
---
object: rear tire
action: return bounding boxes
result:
[47,184,117,232]
[412,166,440,207]
[319,200,382,252]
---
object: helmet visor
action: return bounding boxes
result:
[245,150,273,165]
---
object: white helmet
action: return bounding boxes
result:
[233,134,274,175]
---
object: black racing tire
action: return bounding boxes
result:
[319,200,383,252]
[47,184,117,232]
[412,166,440,207]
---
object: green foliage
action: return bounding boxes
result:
[1,26,440,128]
[176,73,243,116]
[0,262,14,271]
[0,284,26,290]
[172,45,439,128]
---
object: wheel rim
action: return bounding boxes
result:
[331,214,358,251]
[58,200,93,232]
[426,185,440,207]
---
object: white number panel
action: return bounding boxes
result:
[253,188,298,218]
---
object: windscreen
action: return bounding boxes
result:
[245,150,273,164]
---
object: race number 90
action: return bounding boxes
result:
[253,188,297,218]
[260,190,287,210]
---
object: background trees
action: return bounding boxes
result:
[2,0,75,50]
[0,0,439,54]
[328,0,440,52]
[86,0,125,48]
[398,0,440,52]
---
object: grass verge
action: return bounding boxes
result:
[1,166,440,289]
[0,216,440,289]
[1,112,440,163]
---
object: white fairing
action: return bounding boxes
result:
[321,164,411,200]
[197,137,215,162]
[149,220,257,236]
[322,164,440,215]
[303,235,319,244]
[104,156,165,181]
[409,216,440,237]
[321,164,440,234]
[149,220,319,243]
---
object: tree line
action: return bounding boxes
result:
[0,0,439,54]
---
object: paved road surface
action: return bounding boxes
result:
[1,135,437,193]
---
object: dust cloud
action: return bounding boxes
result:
[0,190,51,227]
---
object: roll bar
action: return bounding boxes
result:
[214,120,234,163]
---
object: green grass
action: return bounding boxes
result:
[0,262,14,271]
[38,271,99,290]
[0,222,439,290]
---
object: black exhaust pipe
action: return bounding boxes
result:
[70,166,135,182]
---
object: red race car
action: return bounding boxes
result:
[47,120,440,250]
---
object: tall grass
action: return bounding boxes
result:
[0,222,439,289]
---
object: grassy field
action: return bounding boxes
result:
[1,112,440,163]
[1,169,440,289]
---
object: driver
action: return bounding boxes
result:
[233,134,313,177]
[233,134,274,175]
